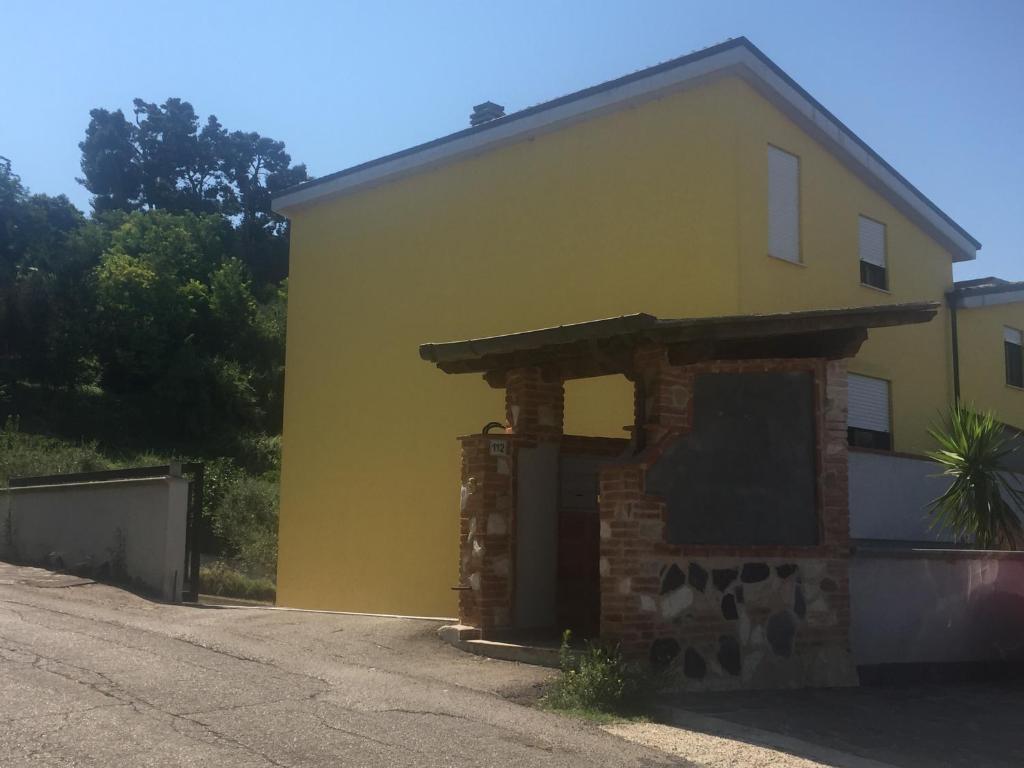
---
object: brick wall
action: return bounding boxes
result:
[505,367,564,441]
[456,366,565,634]
[599,352,857,689]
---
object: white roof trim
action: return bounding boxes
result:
[958,289,1024,309]
[273,41,978,262]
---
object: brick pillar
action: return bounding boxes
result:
[820,359,852,643]
[821,359,851,552]
[633,346,693,446]
[598,464,662,657]
[457,434,515,633]
[505,367,564,441]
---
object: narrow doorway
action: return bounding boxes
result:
[556,453,604,639]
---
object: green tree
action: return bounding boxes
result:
[0,158,100,386]
[77,109,142,213]
[927,405,1024,549]
[78,98,308,285]
[92,211,229,390]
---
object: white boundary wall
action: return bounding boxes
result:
[0,476,188,601]
[848,449,953,543]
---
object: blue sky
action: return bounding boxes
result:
[3,0,1021,280]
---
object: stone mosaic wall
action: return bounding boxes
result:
[646,556,853,689]
[599,351,857,689]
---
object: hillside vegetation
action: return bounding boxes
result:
[1,98,307,590]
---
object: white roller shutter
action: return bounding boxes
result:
[858,216,886,267]
[848,374,890,433]
[768,146,800,262]
[1004,327,1022,345]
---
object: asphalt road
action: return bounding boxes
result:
[0,563,684,767]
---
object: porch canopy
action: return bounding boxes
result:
[419,302,939,385]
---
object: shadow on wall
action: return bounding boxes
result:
[851,552,1024,667]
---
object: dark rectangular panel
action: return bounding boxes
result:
[648,371,818,546]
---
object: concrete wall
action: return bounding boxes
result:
[0,476,188,601]
[848,449,953,543]
[850,550,1024,665]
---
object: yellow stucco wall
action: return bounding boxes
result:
[957,303,1024,429]
[277,74,969,615]
[728,77,957,453]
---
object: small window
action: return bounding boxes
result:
[848,373,892,450]
[768,146,800,263]
[858,215,887,290]
[1006,327,1024,388]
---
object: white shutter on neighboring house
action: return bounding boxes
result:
[1004,327,1023,346]
[848,374,891,434]
[768,146,800,262]
[858,216,886,267]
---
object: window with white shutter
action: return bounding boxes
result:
[847,373,892,450]
[768,146,800,263]
[858,215,888,290]
[1005,327,1023,388]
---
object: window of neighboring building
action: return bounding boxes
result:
[848,373,892,450]
[858,215,888,290]
[1006,327,1024,388]
[768,145,800,263]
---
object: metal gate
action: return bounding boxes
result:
[180,462,205,602]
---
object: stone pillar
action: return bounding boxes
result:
[457,434,516,633]
[504,367,564,441]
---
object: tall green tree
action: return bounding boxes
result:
[78,97,308,283]
[77,109,142,213]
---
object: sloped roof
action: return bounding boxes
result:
[273,37,978,261]
[419,303,939,381]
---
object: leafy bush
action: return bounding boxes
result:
[0,416,112,485]
[541,631,633,717]
[199,560,275,602]
[208,471,279,573]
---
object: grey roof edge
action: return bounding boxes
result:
[272,37,979,259]
[949,278,1024,309]
[419,302,939,368]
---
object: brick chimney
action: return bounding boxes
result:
[470,101,505,127]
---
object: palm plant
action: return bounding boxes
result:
[927,405,1024,550]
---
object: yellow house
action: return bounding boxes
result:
[271,37,1022,617]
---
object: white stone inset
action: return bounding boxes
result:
[661,586,694,619]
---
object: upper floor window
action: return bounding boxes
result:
[858,215,888,290]
[768,145,800,263]
[1006,327,1023,388]
[848,373,892,450]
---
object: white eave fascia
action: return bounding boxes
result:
[273,43,978,262]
